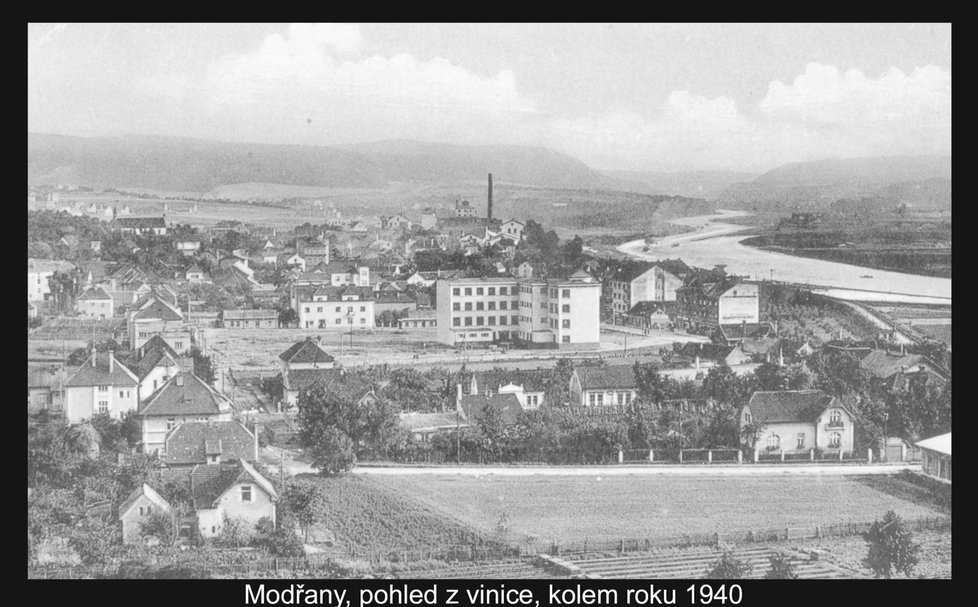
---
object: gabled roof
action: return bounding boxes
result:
[859,350,946,380]
[399,412,467,433]
[122,337,181,381]
[190,459,277,509]
[162,421,256,466]
[744,390,846,424]
[472,369,550,393]
[118,483,172,519]
[77,286,112,301]
[574,365,638,391]
[138,373,233,417]
[65,353,139,387]
[915,432,951,456]
[459,393,523,425]
[279,338,335,364]
[131,296,183,322]
[222,308,278,320]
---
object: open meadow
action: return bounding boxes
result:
[370,473,948,548]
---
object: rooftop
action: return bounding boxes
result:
[279,338,335,365]
[163,421,256,466]
[190,459,276,509]
[915,432,951,456]
[574,365,638,391]
[138,372,234,417]
[65,352,139,388]
[745,390,844,424]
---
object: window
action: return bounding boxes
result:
[499,301,507,310]
[588,393,596,406]
[335,307,341,313]
[797,434,806,449]
[360,318,365,324]
[488,301,496,310]
[540,286,547,294]
[119,391,125,398]
[829,433,842,448]
[499,316,507,325]
[166,418,176,431]
[767,434,780,449]
[476,317,484,326]
[98,400,109,414]
[595,393,604,406]
[744,411,752,424]
[241,485,252,502]
[348,306,354,313]
[562,304,570,313]
[304,307,310,313]
[174,341,183,350]
[476,287,484,296]
[512,315,518,324]
[488,316,496,325]
[464,317,472,326]
[335,318,342,324]
[540,301,547,309]
[623,392,632,404]
[488,287,495,296]
[562,289,571,298]
[562,319,571,328]
[453,288,460,296]
[317,307,323,312]
[475,302,483,311]
[453,318,461,326]
[464,302,472,311]
[453,303,460,311]
[97,385,108,392]
[464,288,472,296]
[562,335,570,343]
[360,306,366,312]
[829,410,842,424]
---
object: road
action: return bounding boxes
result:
[618,210,952,303]
[262,447,915,477]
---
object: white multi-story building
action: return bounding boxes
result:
[64,350,140,424]
[27,258,74,302]
[436,270,600,348]
[297,285,375,331]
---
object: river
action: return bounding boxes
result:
[617,210,952,305]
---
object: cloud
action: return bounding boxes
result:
[552,62,951,171]
[196,23,536,145]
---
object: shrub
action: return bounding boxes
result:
[765,553,798,579]
[704,551,754,579]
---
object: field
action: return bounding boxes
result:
[371,473,947,548]
[294,474,504,557]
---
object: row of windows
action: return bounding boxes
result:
[452,315,519,327]
[453,300,514,311]
[548,304,571,313]
[304,306,367,313]
[766,433,842,449]
[452,286,512,296]
[306,318,366,327]
[518,315,547,324]
[547,319,572,329]
[587,391,633,406]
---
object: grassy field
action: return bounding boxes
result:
[371,473,947,547]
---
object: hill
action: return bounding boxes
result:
[28,133,619,193]
[719,156,951,212]
[601,169,759,201]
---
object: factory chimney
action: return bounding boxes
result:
[487,173,493,221]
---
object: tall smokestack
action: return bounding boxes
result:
[487,173,493,221]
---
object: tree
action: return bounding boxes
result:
[191,346,216,383]
[704,551,754,579]
[740,419,767,452]
[862,510,921,578]
[68,515,119,565]
[215,514,252,548]
[284,481,328,542]
[139,510,178,547]
[765,553,799,579]
[307,427,357,476]
[278,307,298,326]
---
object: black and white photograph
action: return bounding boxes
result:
[27,23,951,581]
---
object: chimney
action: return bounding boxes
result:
[109,350,114,373]
[487,173,493,221]
[253,425,259,461]
[176,374,184,387]
[92,347,97,367]
[456,383,462,404]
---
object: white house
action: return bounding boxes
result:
[64,350,140,424]
[137,373,234,454]
[740,390,855,455]
[118,483,174,545]
[191,459,277,538]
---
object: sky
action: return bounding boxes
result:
[27,23,952,173]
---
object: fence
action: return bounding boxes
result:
[541,515,951,557]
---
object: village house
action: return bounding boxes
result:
[137,372,235,455]
[28,258,74,302]
[75,286,114,319]
[859,348,949,393]
[127,294,187,351]
[161,420,259,468]
[297,285,375,331]
[277,338,338,408]
[296,236,330,267]
[398,308,438,329]
[28,366,69,414]
[174,240,201,256]
[118,483,174,545]
[121,335,187,403]
[399,411,467,443]
[915,432,951,483]
[740,390,855,455]
[185,264,209,283]
[111,216,168,236]
[64,349,140,424]
[457,390,523,426]
[569,365,639,407]
[607,260,691,318]
[191,459,277,538]
[673,269,760,335]
[469,370,548,410]
[220,309,278,329]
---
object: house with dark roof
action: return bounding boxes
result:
[127,293,186,350]
[469,369,550,410]
[28,365,69,413]
[740,390,854,454]
[138,373,235,455]
[458,392,523,426]
[191,459,277,538]
[859,349,949,394]
[121,335,186,403]
[111,216,167,236]
[118,483,174,545]
[673,270,759,334]
[277,337,340,408]
[162,421,258,468]
[607,259,691,316]
[297,285,375,331]
[399,411,468,443]
[75,287,114,319]
[64,349,139,424]
[569,366,639,407]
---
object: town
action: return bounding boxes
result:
[28,23,951,582]
[28,172,951,579]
